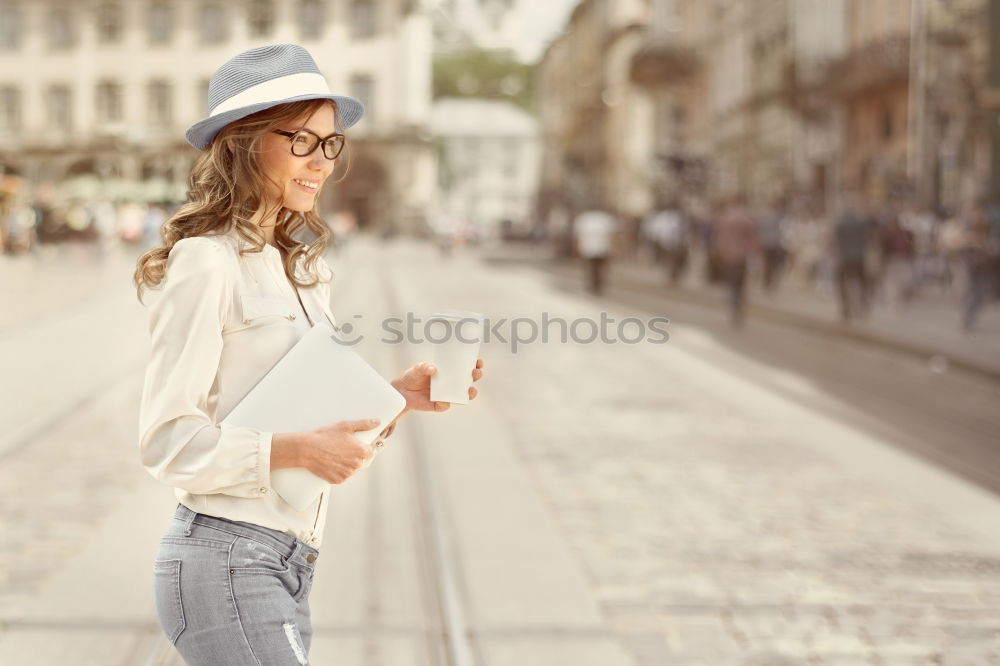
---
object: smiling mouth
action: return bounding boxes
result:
[293,179,319,191]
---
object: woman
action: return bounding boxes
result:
[132,44,484,664]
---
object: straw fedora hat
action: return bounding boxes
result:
[185,43,364,151]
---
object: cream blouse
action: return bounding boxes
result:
[138,227,361,549]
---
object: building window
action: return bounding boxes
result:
[148,1,173,44]
[298,0,325,40]
[350,0,376,39]
[199,3,228,44]
[248,0,274,38]
[0,86,21,130]
[48,85,73,129]
[96,81,123,123]
[350,74,374,121]
[0,5,22,50]
[48,8,75,50]
[148,80,172,126]
[97,3,124,43]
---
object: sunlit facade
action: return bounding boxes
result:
[430,97,539,237]
[537,0,993,218]
[0,0,434,232]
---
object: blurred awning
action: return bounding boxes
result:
[56,174,102,200]
[53,176,185,203]
[137,178,171,202]
[101,178,139,200]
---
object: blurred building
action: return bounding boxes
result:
[914,0,987,212]
[601,0,656,221]
[430,97,539,237]
[430,0,574,63]
[537,0,995,218]
[745,0,795,205]
[630,0,711,206]
[431,0,519,58]
[536,0,618,222]
[831,1,914,204]
[787,0,848,214]
[0,0,435,232]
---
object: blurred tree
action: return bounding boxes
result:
[433,48,535,111]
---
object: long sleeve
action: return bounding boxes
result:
[138,237,273,498]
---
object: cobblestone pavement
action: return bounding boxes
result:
[0,373,145,616]
[490,357,1000,663]
[445,242,1000,665]
[0,245,151,618]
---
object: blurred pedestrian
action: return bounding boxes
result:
[902,207,941,300]
[117,201,147,248]
[959,202,998,331]
[331,209,357,254]
[548,204,572,260]
[939,209,966,295]
[642,197,689,284]
[2,198,37,255]
[574,203,617,295]
[703,200,725,285]
[714,196,759,328]
[757,196,789,293]
[131,44,485,665]
[877,207,915,312]
[624,212,643,261]
[142,203,168,252]
[834,194,874,322]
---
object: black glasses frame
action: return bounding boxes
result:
[272,128,346,160]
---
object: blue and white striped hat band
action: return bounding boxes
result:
[185,43,364,151]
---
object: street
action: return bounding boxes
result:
[1,235,999,665]
[506,251,1000,498]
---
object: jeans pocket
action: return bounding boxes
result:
[292,565,314,604]
[228,536,292,574]
[152,559,186,645]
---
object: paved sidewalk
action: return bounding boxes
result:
[481,241,1000,380]
[0,236,633,666]
[4,236,999,664]
[410,236,1000,664]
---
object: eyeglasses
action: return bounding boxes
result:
[272,128,346,160]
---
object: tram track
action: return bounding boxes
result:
[377,244,476,666]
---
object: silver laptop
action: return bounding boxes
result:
[221,322,407,511]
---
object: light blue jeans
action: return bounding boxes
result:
[152,503,320,665]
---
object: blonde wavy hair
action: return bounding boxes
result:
[133,98,349,305]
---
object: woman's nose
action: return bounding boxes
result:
[307,150,333,170]
[308,157,327,171]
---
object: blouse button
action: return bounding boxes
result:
[259,487,268,494]
[287,314,296,320]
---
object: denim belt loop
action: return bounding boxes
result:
[289,540,318,570]
[180,504,198,537]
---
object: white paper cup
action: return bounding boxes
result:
[427,310,483,405]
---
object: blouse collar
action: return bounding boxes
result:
[222,226,280,257]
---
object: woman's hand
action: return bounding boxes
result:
[299,419,380,484]
[391,358,485,415]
